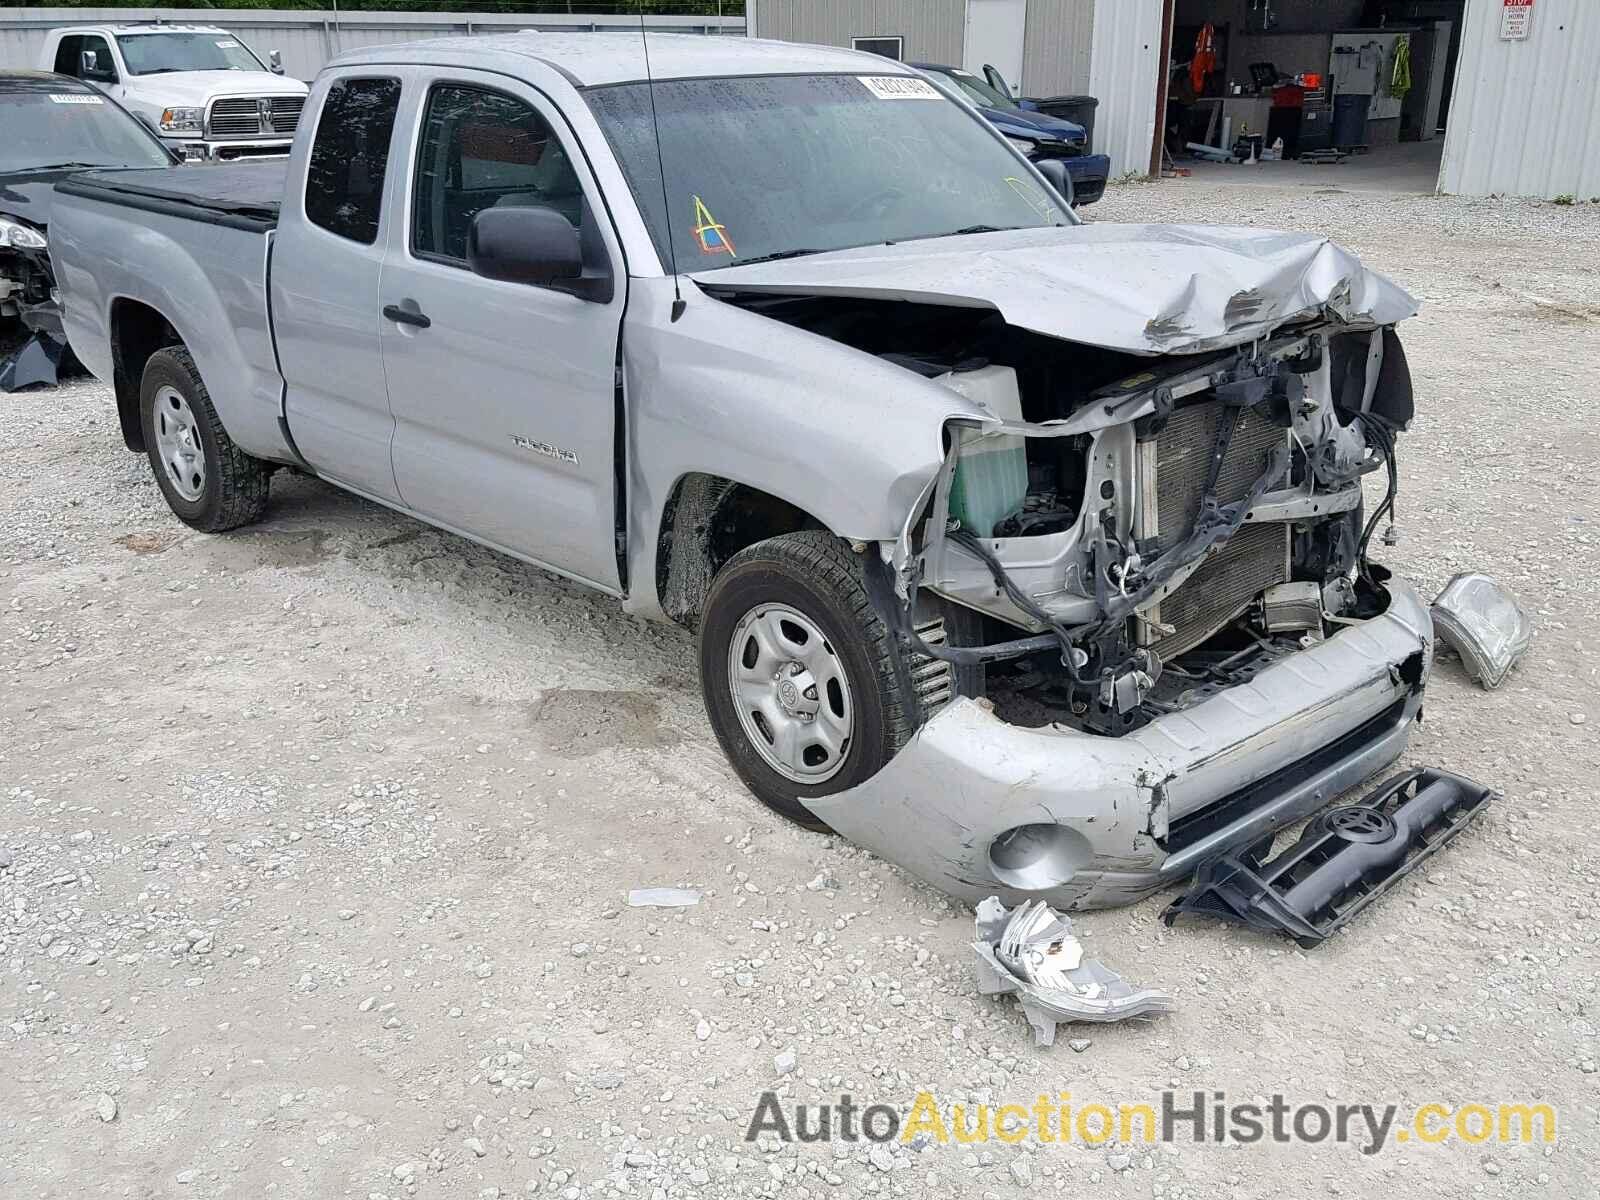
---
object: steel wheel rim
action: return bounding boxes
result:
[727,602,854,784]
[152,385,205,502]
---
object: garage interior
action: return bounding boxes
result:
[1167,0,1466,190]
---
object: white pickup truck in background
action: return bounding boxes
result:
[36,23,309,162]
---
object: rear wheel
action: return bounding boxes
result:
[699,531,920,830]
[140,346,270,532]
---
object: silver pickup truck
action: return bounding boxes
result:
[51,34,1432,910]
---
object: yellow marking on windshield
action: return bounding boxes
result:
[692,195,736,257]
[1005,176,1054,220]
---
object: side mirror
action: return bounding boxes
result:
[269,49,285,76]
[468,206,612,302]
[1034,159,1076,207]
[80,49,113,82]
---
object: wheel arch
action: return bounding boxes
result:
[653,471,835,632]
[109,297,183,453]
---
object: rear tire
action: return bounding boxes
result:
[699,531,920,830]
[140,346,270,532]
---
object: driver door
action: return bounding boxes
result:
[379,70,626,592]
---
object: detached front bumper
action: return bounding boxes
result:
[803,577,1434,910]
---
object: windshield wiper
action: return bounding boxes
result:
[891,224,1034,247]
[26,161,108,171]
[728,248,827,267]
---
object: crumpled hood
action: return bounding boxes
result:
[695,223,1419,355]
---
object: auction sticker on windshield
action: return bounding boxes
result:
[50,94,104,104]
[858,76,940,100]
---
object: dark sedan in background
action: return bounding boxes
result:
[2,70,175,390]
[916,63,1110,206]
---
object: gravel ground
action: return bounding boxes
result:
[3,179,1598,1199]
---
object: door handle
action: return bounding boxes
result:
[382,302,431,329]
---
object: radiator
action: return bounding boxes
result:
[1137,400,1290,659]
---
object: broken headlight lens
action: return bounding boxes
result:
[159,106,204,133]
[0,216,47,251]
[1430,572,1531,690]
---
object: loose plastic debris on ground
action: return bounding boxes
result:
[625,887,703,908]
[971,898,1173,1045]
[0,332,68,392]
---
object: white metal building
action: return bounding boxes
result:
[749,0,1097,99]
[2,2,1592,198]
[0,7,746,83]
[748,0,1600,199]
[1441,0,1600,199]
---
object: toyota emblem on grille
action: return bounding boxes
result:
[258,98,275,134]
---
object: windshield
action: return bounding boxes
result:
[116,32,264,75]
[927,68,1018,111]
[0,90,171,175]
[584,73,1072,272]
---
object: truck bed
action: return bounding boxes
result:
[54,162,284,234]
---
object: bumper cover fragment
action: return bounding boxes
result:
[0,331,68,392]
[973,897,1174,1046]
[1161,768,1495,947]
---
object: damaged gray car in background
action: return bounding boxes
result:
[1,69,176,389]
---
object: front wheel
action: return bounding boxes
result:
[140,346,270,532]
[698,531,922,830]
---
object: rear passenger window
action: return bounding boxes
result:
[305,76,401,245]
[411,84,585,264]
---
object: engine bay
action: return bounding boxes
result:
[715,291,1417,738]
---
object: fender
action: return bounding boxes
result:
[618,276,988,620]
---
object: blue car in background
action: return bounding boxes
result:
[915,63,1110,206]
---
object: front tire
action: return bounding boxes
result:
[140,346,270,532]
[699,531,920,830]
